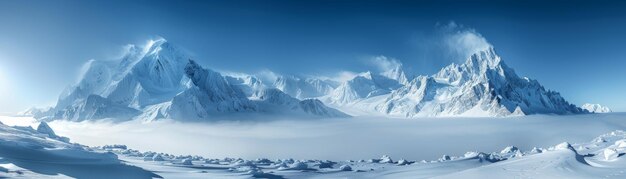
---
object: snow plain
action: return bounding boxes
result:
[1,113,626,178]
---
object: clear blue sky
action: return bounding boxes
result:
[0,0,625,113]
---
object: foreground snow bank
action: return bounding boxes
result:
[0,122,157,179]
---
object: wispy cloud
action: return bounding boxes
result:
[255,69,279,85]
[368,55,402,73]
[438,21,493,62]
[309,70,358,83]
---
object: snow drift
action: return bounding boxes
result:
[0,121,157,178]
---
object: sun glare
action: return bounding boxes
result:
[0,67,6,95]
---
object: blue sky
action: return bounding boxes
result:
[0,0,625,113]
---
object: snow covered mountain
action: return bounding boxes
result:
[273,75,338,99]
[38,38,348,121]
[326,71,403,105]
[225,75,264,97]
[252,88,349,118]
[381,65,410,85]
[325,47,585,117]
[581,103,612,113]
[16,107,51,118]
[33,37,585,120]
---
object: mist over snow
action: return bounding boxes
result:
[41,114,626,161]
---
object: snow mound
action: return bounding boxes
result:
[616,140,626,148]
[500,146,519,154]
[339,164,352,171]
[152,154,165,161]
[552,142,575,151]
[286,161,309,170]
[182,158,193,165]
[379,155,394,163]
[602,148,620,161]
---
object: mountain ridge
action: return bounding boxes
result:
[31,38,586,120]
[37,38,349,122]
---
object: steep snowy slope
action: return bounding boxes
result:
[582,103,612,113]
[46,38,189,118]
[51,60,116,117]
[162,60,257,121]
[329,47,584,117]
[104,38,190,108]
[50,95,139,121]
[327,71,403,105]
[225,75,264,97]
[381,65,410,85]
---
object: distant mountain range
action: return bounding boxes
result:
[32,38,587,121]
[581,103,612,113]
[321,47,585,117]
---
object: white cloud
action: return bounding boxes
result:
[310,70,358,83]
[333,71,358,82]
[255,69,279,85]
[368,55,402,73]
[439,22,493,62]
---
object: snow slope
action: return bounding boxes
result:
[0,121,157,178]
[326,71,403,105]
[582,103,612,113]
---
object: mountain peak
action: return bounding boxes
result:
[144,37,168,54]
[381,65,409,85]
[465,47,502,70]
